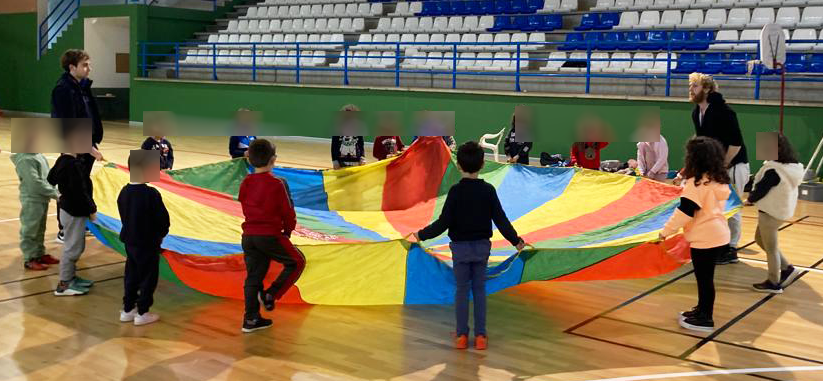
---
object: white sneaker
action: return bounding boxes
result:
[134,312,160,326]
[120,309,137,322]
[55,232,65,244]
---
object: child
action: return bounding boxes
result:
[229,108,258,159]
[504,107,533,165]
[569,142,609,170]
[47,123,97,296]
[239,139,306,333]
[117,150,170,326]
[414,141,526,350]
[12,146,61,271]
[747,132,805,293]
[373,135,404,161]
[636,135,669,182]
[659,136,731,332]
[331,135,366,169]
[141,135,174,170]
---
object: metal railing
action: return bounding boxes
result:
[138,38,823,100]
[38,0,80,60]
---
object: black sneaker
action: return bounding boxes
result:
[679,306,701,320]
[259,290,275,311]
[752,280,783,294]
[679,315,714,332]
[715,248,739,265]
[779,265,800,287]
[242,317,273,333]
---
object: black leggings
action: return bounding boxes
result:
[691,245,728,319]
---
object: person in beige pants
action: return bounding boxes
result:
[747,132,805,294]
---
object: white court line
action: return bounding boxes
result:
[0,213,58,224]
[577,366,823,381]
[739,258,823,275]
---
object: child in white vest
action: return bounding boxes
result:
[747,132,805,293]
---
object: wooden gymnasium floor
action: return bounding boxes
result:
[1,118,823,381]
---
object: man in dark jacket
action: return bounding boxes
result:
[687,73,750,265]
[51,49,104,243]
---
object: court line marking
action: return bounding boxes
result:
[0,213,58,224]
[0,275,124,303]
[599,315,823,365]
[0,260,126,286]
[576,366,823,381]
[678,255,823,359]
[739,258,823,275]
[566,331,783,381]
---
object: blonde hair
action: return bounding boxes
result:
[689,72,718,93]
[340,104,360,112]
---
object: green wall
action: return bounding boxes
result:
[131,79,823,172]
[0,2,243,114]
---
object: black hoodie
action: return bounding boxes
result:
[47,154,97,217]
[504,125,533,165]
[692,92,748,166]
[51,72,104,147]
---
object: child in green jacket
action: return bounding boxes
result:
[12,152,61,270]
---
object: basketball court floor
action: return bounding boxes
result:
[1,118,822,381]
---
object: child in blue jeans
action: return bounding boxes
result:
[414,141,526,350]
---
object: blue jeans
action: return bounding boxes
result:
[450,240,491,336]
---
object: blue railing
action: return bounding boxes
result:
[39,0,80,60]
[138,38,823,100]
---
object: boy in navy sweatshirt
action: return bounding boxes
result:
[47,122,97,296]
[141,135,174,170]
[117,150,169,326]
[239,139,306,333]
[414,141,526,350]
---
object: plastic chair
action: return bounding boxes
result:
[479,127,507,162]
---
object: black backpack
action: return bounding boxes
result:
[540,152,566,167]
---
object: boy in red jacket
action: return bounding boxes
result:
[238,139,306,333]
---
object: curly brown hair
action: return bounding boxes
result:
[682,136,730,186]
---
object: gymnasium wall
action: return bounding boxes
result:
[131,79,823,172]
[0,2,246,115]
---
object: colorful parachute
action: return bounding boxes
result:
[88,137,741,305]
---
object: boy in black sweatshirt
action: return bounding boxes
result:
[47,122,97,296]
[414,141,526,351]
[117,150,170,326]
[141,135,174,170]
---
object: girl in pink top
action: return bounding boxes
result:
[660,136,731,333]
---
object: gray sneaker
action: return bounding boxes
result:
[54,281,89,296]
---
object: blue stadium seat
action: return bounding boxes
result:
[527,0,544,11]
[690,31,712,51]
[599,31,625,50]
[673,53,698,74]
[489,16,513,31]
[420,1,438,16]
[575,13,597,31]
[439,1,455,15]
[510,0,527,13]
[621,31,646,50]
[594,13,620,30]
[494,0,510,14]
[702,53,723,74]
[547,14,563,29]
[466,0,480,14]
[723,53,751,74]
[513,15,529,30]
[670,30,689,50]
[521,15,539,31]
[644,31,668,50]
[811,54,823,73]
[453,1,469,15]
[583,32,604,50]
[478,0,493,14]
[535,14,554,31]
[785,53,808,73]
[559,33,584,50]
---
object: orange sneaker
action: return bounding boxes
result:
[455,334,468,349]
[475,335,488,350]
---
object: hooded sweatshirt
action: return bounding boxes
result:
[662,177,731,249]
[636,135,669,180]
[692,92,748,166]
[47,154,97,217]
[11,153,60,201]
[749,161,805,221]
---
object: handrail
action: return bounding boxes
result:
[138,37,823,101]
[38,0,80,59]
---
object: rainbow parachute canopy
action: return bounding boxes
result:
[89,137,741,305]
